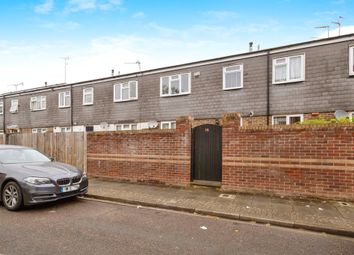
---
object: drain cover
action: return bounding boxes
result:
[338,201,351,206]
[219,194,236,199]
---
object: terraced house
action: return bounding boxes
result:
[0,33,354,134]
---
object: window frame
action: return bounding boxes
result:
[272,54,305,84]
[9,99,19,113]
[32,128,48,134]
[349,46,354,76]
[160,73,191,97]
[0,101,3,115]
[113,81,138,102]
[160,121,176,129]
[349,112,353,122]
[30,96,46,111]
[272,114,304,125]
[83,87,94,106]
[223,64,244,90]
[58,91,71,108]
[116,123,138,131]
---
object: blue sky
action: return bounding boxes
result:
[0,0,353,92]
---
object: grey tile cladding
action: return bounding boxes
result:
[1,37,353,129]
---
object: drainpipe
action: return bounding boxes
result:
[266,51,270,126]
[2,96,5,134]
[70,84,73,127]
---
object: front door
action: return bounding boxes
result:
[192,124,222,182]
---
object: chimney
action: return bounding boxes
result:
[249,42,253,52]
[111,69,114,76]
[44,82,48,86]
[257,44,260,51]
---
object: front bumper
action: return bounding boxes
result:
[21,178,89,205]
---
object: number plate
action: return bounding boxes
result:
[60,184,80,193]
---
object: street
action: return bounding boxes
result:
[0,198,353,255]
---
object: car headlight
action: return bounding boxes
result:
[24,177,52,185]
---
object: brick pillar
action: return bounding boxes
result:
[221,113,241,128]
[176,116,193,133]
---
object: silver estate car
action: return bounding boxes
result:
[0,145,88,211]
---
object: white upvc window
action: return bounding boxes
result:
[349,46,354,76]
[349,112,353,122]
[0,102,3,115]
[272,114,304,125]
[30,96,46,111]
[114,81,138,102]
[116,123,138,131]
[32,128,48,134]
[9,99,18,113]
[58,91,71,108]
[273,54,305,84]
[83,88,94,105]
[223,64,243,90]
[160,73,191,97]
[160,121,176,130]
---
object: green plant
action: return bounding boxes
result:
[301,115,353,125]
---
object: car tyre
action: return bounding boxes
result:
[2,181,23,211]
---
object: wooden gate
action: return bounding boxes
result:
[192,124,222,182]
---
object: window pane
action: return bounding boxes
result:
[86,94,92,103]
[130,82,137,98]
[131,124,137,130]
[116,125,122,131]
[60,94,64,106]
[275,64,287,82]
[161,77,169,95]
[273,116,287,125]
[170,79,180,94]
[161,123,169,129]
[181,74,189,93]
[123,124,130,130]
[171,122,176,129]
[122,87,129,100]
[225,71,239,88]
[289,56,302,80]
[289,116,301,124]
[115,85,121,100]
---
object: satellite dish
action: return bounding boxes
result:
[334,110,349,120]
[100,122,108,129]
[147,121,158,129]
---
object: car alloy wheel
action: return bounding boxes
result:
[2,182,23,211]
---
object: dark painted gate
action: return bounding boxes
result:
[192,124,222,182]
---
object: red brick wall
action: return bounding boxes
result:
[222,114,354,200]
[87,116,192,186]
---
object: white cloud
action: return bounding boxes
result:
[317,25,354,38]
[34,0,54,14]
[65,0,122,12]
[132,11,144,18]
[40,21,81,30]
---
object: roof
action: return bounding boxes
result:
[1,33,354,97]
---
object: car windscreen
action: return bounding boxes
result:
[0,148,51,164]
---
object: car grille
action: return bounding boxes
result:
[57,178,71,186]
[56,176,82,186]
[72,176,81,184]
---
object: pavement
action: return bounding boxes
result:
[87,179,354,238]
[1,198,354,255]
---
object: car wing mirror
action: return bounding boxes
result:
[49,157,55,162]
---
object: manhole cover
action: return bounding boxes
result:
[338,201,351,207]
[219,194,236,199]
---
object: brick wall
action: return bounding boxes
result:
[87,116,192,186]
[222,114,354,200]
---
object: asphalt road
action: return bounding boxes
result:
[0,198,353,255]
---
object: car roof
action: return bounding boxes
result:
[0,145,31,150]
